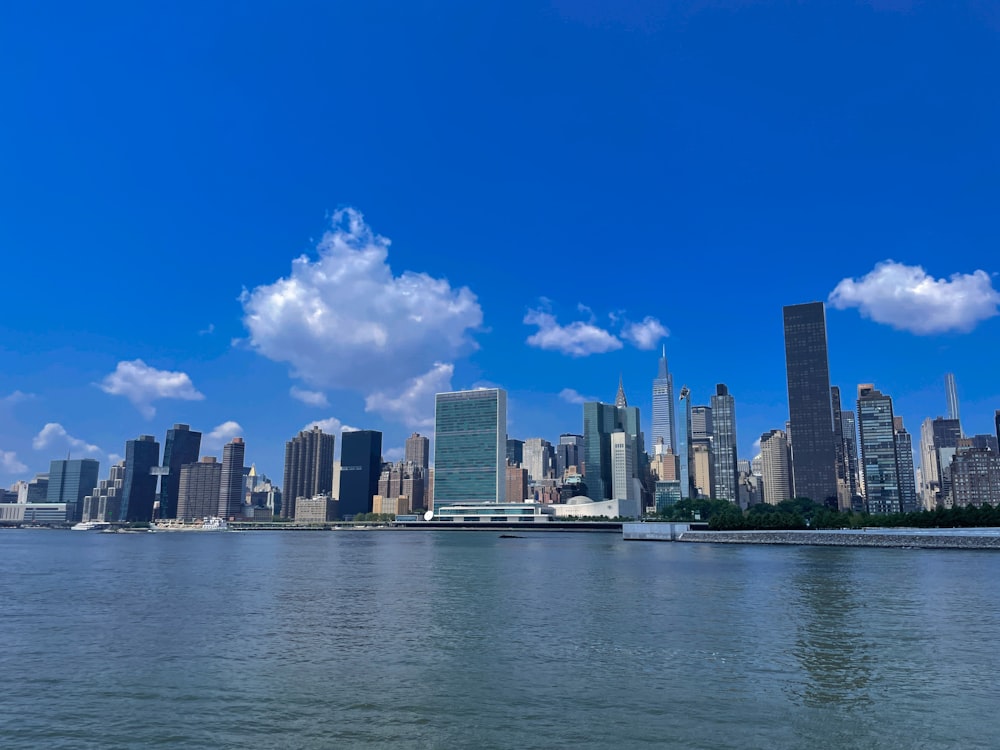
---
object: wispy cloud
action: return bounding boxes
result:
[202,421,243,450]
[303,417,359,434]
[198,323,215,336]
[365,362,453,429]
[290,386,329,407]
[559,388,597,405]
[32,423,102,456]
[620,317,669,350]
[98,360,205,418]
[0,450,28,475]
[2,390,36,405]
[829,260,1000,334]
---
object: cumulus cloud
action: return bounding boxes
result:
[829,261,1000,334]
[559,388,597,405]
[0,450,28,475]
[304,417,359,435]
[365,362,454,429]
[620,317,669,350]
[98,359,205,418]
[32,423,102,456]
[524,309,623,357]
[241,209,482,400]
[203,421,243,450]
[290,386,329,407]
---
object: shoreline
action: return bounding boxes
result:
[676,529,1000,550]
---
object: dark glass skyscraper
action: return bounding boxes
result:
[282,427,335,519]
[583,397,642,502]
[434,389,507,508]
[160,423,202,520]
[47,458,101,522]
[783,302,837,504]
[339,430,383,518]
[218,437,246,519]
[120,435,161,522]
[710,384,738,502]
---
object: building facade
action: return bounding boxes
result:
[160,423,202,520]
[219,437,246,519]
[760,430,791,506]
[782,302,838,505]
[282,427,335,519]
[339,430,383,519]
[651,345,677,454]
[857,384,901,514]
[82,461,126,522]
[177,458,223,521]
[120,435,160,522]
[711,384,738,502]
[434,389,507,508]
[47,458,101,523]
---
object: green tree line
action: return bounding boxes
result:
[656,497,1000,531]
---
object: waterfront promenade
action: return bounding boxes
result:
[622,524,1000,549]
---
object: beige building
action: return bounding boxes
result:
[691,441,713,499]
[294,494,336,523]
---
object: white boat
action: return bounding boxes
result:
[71,521,111,531]
[200,517,228,531]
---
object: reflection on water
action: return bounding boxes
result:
[1,532,1000,749]
[792,548,872,709]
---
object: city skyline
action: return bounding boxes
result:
[3,3,1000,486]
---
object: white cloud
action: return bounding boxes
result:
[108,453,123,465]
[304,417,359,434]
[198,323,215,336]
[290,386,329,407]
[0,450,28,475]
[2,390,36,405]
[240,209,482,403]
[523,309,623,357]
[203,421,244,450]
[829,260,1000,334]
[365,362,453,429]
[98,359,205,418]
[559,388,597,405]
[32,423,102,456]
[620,316,669,350]
[383,446,405,461]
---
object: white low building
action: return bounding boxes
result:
[550,496,640,520]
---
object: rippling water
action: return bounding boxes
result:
[2,529,998,749]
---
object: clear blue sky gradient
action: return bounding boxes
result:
[2,1,999,482]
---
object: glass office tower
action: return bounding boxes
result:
[433,389,507,509]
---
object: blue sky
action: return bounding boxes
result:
[2,0,999,483]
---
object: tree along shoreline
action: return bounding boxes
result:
[655,497,1000,531]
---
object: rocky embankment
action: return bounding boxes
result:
[678,530,1000,549]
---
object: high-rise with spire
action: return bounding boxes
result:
[615,375,628,408]
[651,346,677,454]
[945,373,962,435]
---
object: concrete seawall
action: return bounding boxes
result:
[677,529,1000,550]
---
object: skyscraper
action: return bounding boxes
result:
[433,389,507,509]
[945,373,962,431]
[783,302,838,504]
[555,434,584,478]
[919,417,962,510]
[857,384,901,514]
[48,458,101,523]
[120,435,160,522]
[82,461,125,522]
[522,438,554,482]
[177,457,223,521]
[610,431,636,502]
[651,346,677,454]
[690,406,713,440]
[678,386,694,499]
[505,438,524,466]
[583,386,643,503]
[760,429,791,506]
[893,416,918,513]
[995,410,1000,449]
[405,433,429,472]
[218,437,246,519]
[160,424,202,520]
[711,384,738,502]
[282,427,335,519]
[339,430,383,518]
